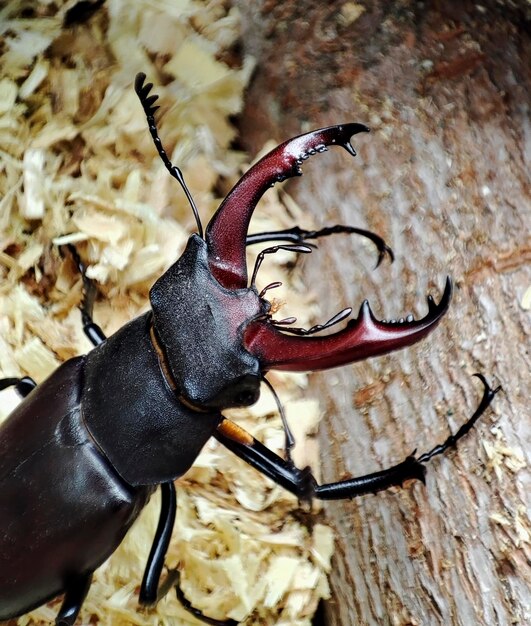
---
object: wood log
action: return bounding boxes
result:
[236,2,530,624]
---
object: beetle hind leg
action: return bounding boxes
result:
[139,482,177,604]
[55,573,92,626]
[174,570,238,626]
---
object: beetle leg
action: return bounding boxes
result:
[416,374,502,463]
[0,376,36,398]
[174,569,238,626]
[250,243,312,288]
[215,375,499,501]
[139,482,177,605]
[139,483,237,625]
[246,224,394,268]
[55,572,92,626]
[138,484,235,625]
[66,245,106,346]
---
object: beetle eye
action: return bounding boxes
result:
[211,375,260,409]
[234,389,258,406]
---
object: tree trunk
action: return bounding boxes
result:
[235,2,530,625]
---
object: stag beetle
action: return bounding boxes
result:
[0,73,500,626]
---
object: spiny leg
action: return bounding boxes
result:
[66,245,106,346]
[55,573,92,626]
[249,242,353,338]
[417,374,501,463]
[215,375,500,502]
[246,224,394,268]
[216,418,422,501]
[247,225,393,336]
[139,482,177,605]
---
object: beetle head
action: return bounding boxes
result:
[203,124,451,375]
[150,234,266,410]
[145,109,450,410]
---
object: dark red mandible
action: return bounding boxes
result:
[205,124,369,289]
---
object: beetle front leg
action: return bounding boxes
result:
[246,224,394,268]
[66,245,106,346]
[215,420,425,501]
[55,573,92,626]
[215,375,500,502]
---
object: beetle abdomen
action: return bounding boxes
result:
[0,358,151,619]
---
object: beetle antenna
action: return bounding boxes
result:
[251,244,312,289]
[262,376,295,464]
[135,73,204,239]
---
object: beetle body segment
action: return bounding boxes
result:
[0,358,152,619]
[0,309,224,619]
[83,311,223,486]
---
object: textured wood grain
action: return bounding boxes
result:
[236,2,530,625]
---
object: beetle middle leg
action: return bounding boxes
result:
[246,224,394,268]
[55,573,92,626]
[174,570,238,626]
[215,375,500,502]
[139,482,177,604]
[0,376,36,398]
[138,483,237,625]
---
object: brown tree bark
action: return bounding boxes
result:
[236,2,530,625]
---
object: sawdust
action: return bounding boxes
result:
[0,1,332,624]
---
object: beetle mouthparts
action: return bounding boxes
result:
[243,278,452,372]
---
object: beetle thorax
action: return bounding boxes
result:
[149,235,266,410]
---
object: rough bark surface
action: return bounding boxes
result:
[236,2,530,625]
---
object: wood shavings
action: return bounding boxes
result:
[483,429,527,481]
[264,556,300,606]
[0,1,334,624]
[13,336,61,380]
[17,242,44,272]
[167,39,232,89]
[490,509,531,549]
[521,285,531,310]
[339,2,366,27]
[21,149,46,219]
[0,78,18,114]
